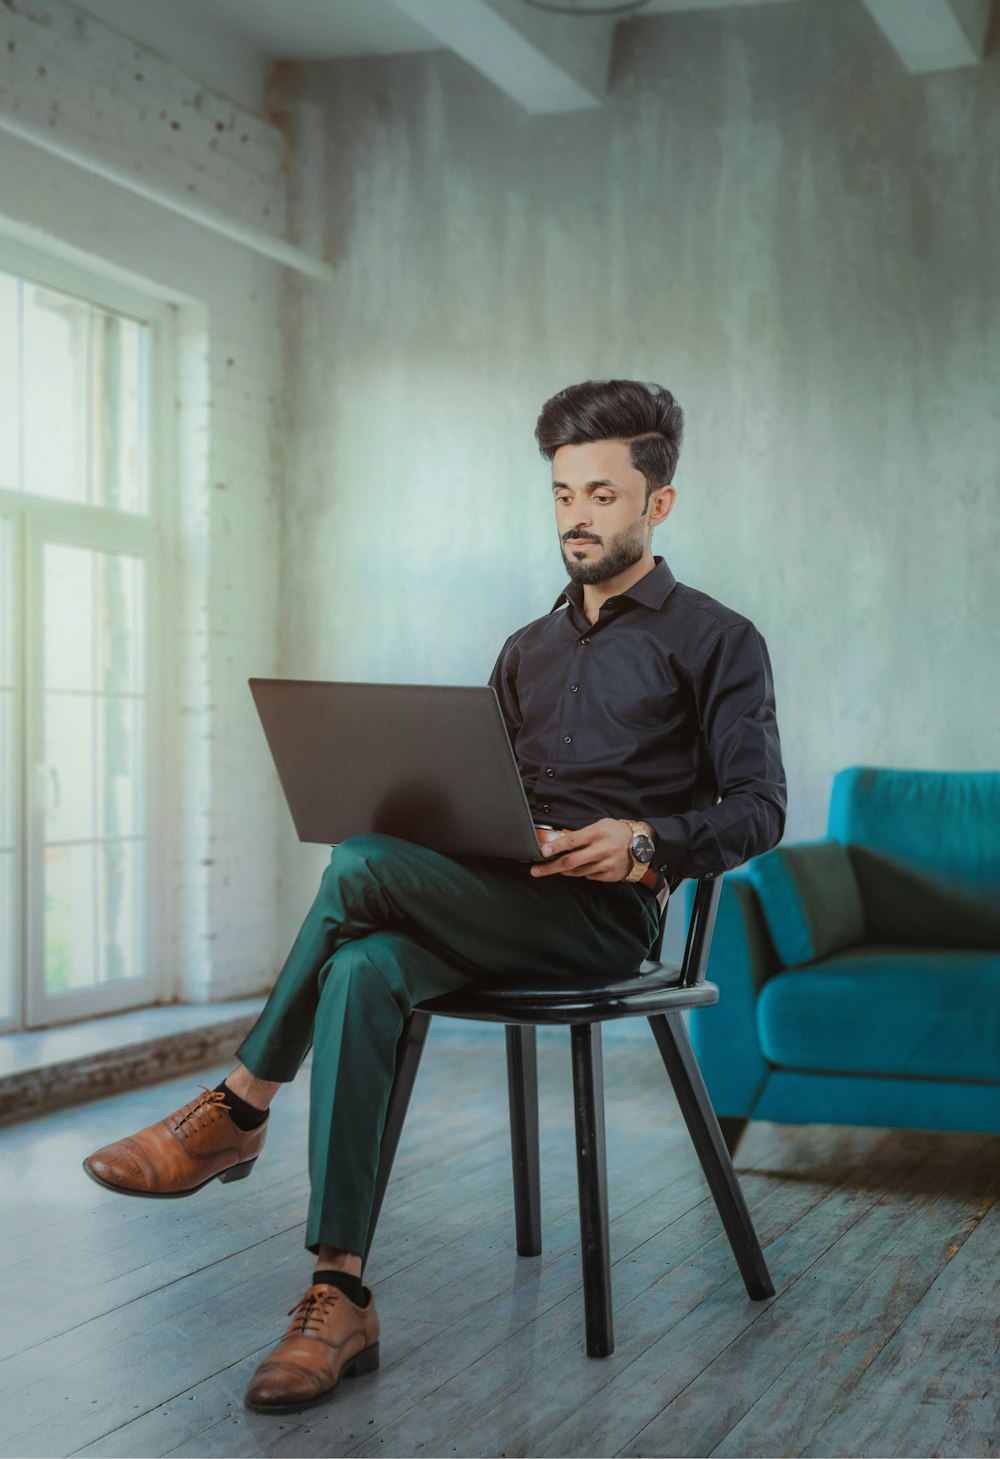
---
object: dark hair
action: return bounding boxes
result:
[534,378,683,510]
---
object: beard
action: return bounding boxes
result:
[561,516,647,584]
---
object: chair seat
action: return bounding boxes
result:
[416,959,721,1025]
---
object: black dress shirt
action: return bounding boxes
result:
[487,554,787,894]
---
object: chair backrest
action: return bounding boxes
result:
[649,873,724,987]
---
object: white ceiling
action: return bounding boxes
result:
[172,0,450,61]
[83,0,800,64]
[70,0,802,110]
[207,0,804,58]
[70,0,993,115]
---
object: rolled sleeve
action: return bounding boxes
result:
[647,620,787,888]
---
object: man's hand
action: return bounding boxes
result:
[530,818,635,882]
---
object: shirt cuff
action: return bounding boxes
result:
[646,817,695,887]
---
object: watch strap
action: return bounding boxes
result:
[622,819,661,890]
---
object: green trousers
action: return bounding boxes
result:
[233,832,661,1257]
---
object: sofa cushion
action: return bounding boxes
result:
[756,946,1000,1083]
[745,839,866,968]
[829,767,1000,947]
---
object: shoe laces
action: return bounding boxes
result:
[174,1086,231,1134]
[286,1285,341,1335]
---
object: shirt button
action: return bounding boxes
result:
[545,767,555,777]
[570,684,579,692]
[542,802,551,813]
[581,636,591,644]
[563,735,572,743]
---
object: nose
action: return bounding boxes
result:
[560,504,592,533]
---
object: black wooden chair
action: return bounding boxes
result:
[361,873,775,1357]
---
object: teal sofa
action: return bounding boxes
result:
[687,766,1000,1154]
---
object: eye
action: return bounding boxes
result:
[595,495,613,504]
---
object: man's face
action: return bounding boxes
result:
[552,439,655,585]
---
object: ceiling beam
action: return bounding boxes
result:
[389,0,616,113]
[859,0,992,72]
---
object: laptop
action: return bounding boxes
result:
[248,677,567,865]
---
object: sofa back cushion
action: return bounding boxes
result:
[828,767,1000,947]
[746,839,866,968]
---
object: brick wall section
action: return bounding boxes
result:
[0,0,292,1003]
[0,0,287,240]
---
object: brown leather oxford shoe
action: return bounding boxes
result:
[244,1280,381,1413]
[82,1085,268,1198]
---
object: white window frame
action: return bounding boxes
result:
[0,234,177,1031]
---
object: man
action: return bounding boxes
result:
[82,377,786,1414]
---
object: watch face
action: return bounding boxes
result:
[631,834,655,865]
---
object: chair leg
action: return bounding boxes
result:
[648,1010,775,1301]
[718,1116,749,1159]
[570,1022,614,1357]
[505,1024,542,1256]
[362,1009,433,1271]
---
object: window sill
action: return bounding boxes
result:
[0,998,266,1127]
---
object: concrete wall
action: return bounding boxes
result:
[0,0,288,1004]
[5,0,997,1004]
[274,0,1000,949]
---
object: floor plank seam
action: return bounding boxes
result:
[614,1149,992,1459]
[337,1173,792,1458]
[798,1193,1000,1457]
[700,1184,987,1457]
[508,1156,909,1456]
[0,1218,315,1371]
[486,1179,803,1457]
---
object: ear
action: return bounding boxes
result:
[647,485,676,526]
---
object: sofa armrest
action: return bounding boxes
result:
[745,838,866,968]
[685,870,779,1117]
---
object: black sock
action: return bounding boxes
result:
[213,1078,269,1131]
[311,1268,369,1307]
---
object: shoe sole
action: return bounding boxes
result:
[243,1340,380,1414]
[81,1154,258,1198]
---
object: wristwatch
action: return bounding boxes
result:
[622,819,659,887]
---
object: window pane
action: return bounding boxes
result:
[91,312,146,514]
[97,840,143,984]
[0,688,11,849]
[43,691,94,844]
[0,274,17,492]
[43,843,95,994]
[97,550,145,694]
[0,512,11,686]
[0,851,13,1020]
[41,541,147,996]
[23,283,88,505]
[42,841,144,994]
[97,695,144,837]
[0,516,13,853]
[0,515,14,1021]
[44,544,94,693]
[20,279,148,513]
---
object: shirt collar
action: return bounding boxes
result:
[548,554,678,615]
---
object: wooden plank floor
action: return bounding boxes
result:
[0,1022,998,1459]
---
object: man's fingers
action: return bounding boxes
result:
[533,823,619,876]
[564,855,617,879]
[540,828,590,855]
[533,845,611,878]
